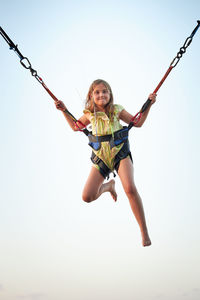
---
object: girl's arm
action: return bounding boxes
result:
[54,100,90,131]
[119,93,156,127]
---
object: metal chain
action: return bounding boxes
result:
[170,21,200,68]
[0,27,43,84]
[19,57,44,83]
[128,20,200,130]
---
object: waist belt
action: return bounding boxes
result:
[88,126,129,150]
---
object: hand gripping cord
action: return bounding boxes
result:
[128,20,200,129]
[0,26,89,135]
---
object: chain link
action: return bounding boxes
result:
[19,57,44,83]
[170,23,199,68]
[20,57,31,69]
[35,75,44,84]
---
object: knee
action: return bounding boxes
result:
[82,193,93,203]
[124,185,137,197]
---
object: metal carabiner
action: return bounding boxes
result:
[20,57,31,69]
[170,56,180,68]
[183,36,193,49]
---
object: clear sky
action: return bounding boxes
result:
[0,1,200,300]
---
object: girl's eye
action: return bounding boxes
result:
[93,89,109,95]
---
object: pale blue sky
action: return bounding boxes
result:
[0,1,200,300]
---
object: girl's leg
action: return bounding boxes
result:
[82,166,117,203]
[118,157,151,247]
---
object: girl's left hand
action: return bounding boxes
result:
[148,93,157,104]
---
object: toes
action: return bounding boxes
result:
[143,240,152,247]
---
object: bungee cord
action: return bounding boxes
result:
[128,20,200,129]
[0,26,89,135]
[0,21,200,133]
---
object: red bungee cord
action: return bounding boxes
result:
[129,20,200,128]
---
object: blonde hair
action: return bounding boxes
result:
[85,79,115,119]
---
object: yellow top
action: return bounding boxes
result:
[83,104,125,171]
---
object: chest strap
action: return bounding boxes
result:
[88,126,129,150]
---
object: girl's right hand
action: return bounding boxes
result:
[54,100,67,112]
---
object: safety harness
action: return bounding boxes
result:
[0,21,199,152]
[88,126,129,150]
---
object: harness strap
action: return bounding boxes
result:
[88,126,129,150]
[91,152,112,179]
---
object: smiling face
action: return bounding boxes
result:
[92,83,111,111]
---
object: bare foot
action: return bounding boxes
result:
[142,238,152,247]
[109,179,117,202]
[142,234,152,247]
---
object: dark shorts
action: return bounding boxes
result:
[91,140,133,179]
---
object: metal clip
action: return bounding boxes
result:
[20,57,31,69]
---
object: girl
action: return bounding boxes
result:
[55,79,156,247]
